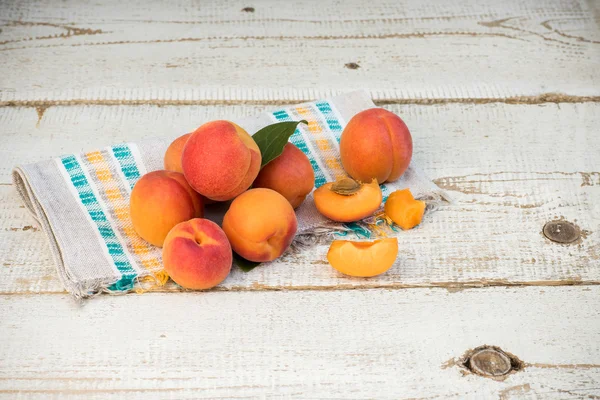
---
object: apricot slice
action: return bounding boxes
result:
[313,178,382,222]
[327,238,398,277]
[384,189,426,230]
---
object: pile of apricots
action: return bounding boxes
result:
[129,108,426,290]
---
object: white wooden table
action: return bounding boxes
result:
[1,0,599,398]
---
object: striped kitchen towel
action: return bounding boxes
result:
[13,90,448,298]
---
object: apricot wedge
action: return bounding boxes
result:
[327,238,398,277]
[313,178,382,222]
[384,189,426,230]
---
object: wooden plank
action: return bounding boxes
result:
[1,102,598,293]
[1,102,599,184]
[0,287,599,398]
[1,0,599,102]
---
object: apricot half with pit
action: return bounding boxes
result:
[313,178,382,222]
[327,238,398,277]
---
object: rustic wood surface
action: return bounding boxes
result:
[0,0,599,398]
[1,103,599,293]
[1,287,599,399]
[1,0,599,102]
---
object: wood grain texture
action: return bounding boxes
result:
[0,0,599,102]
[1,103,598,293]
[0,287,599,399]
[0,0,599,395]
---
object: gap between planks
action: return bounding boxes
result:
[2,280,600,296]
[1,93,600,109]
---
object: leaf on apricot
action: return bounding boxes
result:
[233,252,261,272]
[252,120,308,168]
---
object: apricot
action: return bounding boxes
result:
[384,189,426,230]
[222,188,297,262]
[253,143,315,208]
[313,178,382,222]
[182,120,261,201]
[327,238,398,277]
[340,108,412,183]
[163,218,232,290]
[164,133,216,205]
[164,133,191,173]
[130,171,204,247]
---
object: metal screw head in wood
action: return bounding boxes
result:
[468,348,513,377]
[543,220,580,244]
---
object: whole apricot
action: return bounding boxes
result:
[164,133,191,173]
[163,218,232,290]
[130,171,204,247]
[313,178,382,222]
[327,238,398,277]
[253,143,315,208]
[384,189,426,230]
[182,121,261,201]
[164,132,216,205]
[222,188,297,262]
[340,108,412,183]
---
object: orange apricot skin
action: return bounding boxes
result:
[313,179,382,222]
[163,218,232,290]
[182,121,261,201]
[164,133,192,173]
[340,108,412,183]
[164,132,215,205]
[384,189,426,230]
[222,188,298,262]
[130,171,204,247]
[253,143,315,209]
[327,238,399,277]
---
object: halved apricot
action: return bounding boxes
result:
[313,178,382,222]
[384,189,426,230]
[327,238,398,277]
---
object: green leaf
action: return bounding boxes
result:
[233,252,261,272]
[253,120,308,168]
